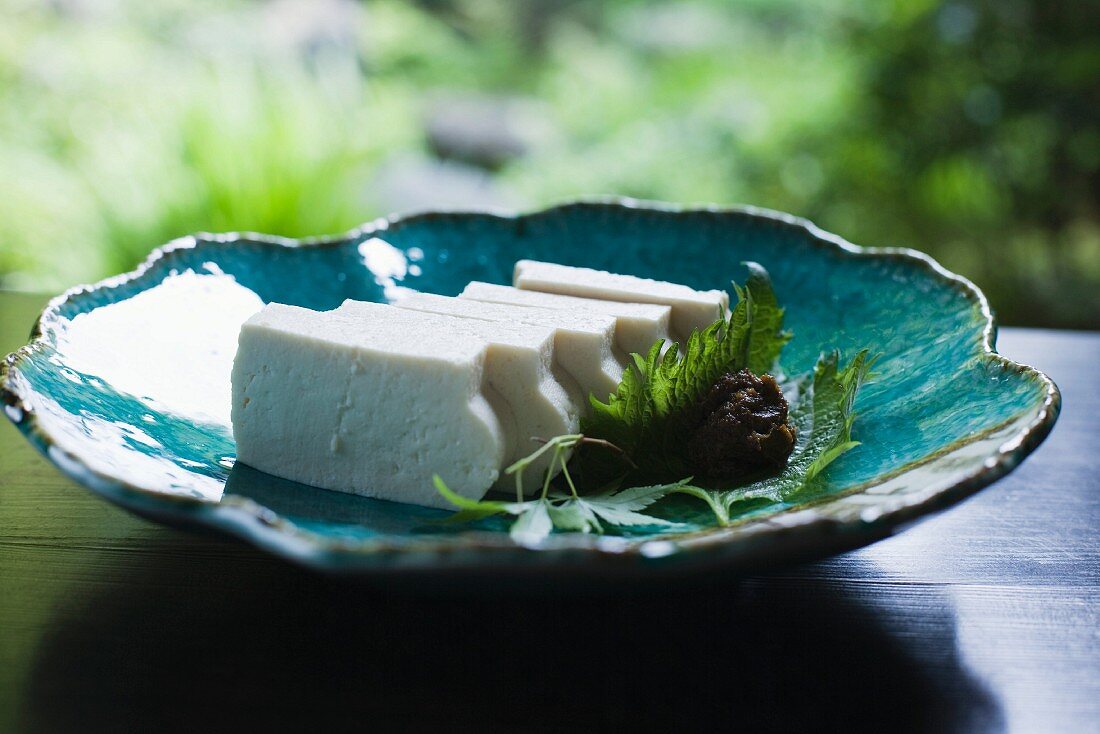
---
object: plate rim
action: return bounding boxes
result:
[0,198,1062,573]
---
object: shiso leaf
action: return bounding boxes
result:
[789,349,874,489]
[579,263,789,484]
[740,262,792,376]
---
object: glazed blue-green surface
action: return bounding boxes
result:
[0,202,1058,574]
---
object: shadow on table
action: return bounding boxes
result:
[20,548,1000,733]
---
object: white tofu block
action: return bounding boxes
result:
[231,303,507,509]
[337,299,579,491]
[459,281,674,356]
[513,260,729,341]
[391,292,624,403]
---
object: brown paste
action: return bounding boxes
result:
[686,369,795,482]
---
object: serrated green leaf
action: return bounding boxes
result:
[796,349,873,479]
[804,440,861,482]
[589,478,693,511]
[584,501,680,528]
[547,499,602,534]
[577,479,691,528]
[742,262,792,375]
[580,264,789,484]
[510,500,553,546]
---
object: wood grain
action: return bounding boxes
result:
[1,293,1097,733]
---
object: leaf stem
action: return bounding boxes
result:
[540,444,559,500]
[671,484,730,525]
[559,455,580,499]
[577,436,638,469]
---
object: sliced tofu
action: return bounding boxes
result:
[337,300,578,491]
[513,260,729,341]
[231,303,507,509]
[390,292,624,403]
[459,281,674,356]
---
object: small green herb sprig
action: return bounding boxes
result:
[433,435,688,547]
[434,264,876,544]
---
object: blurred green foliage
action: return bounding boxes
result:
[1,0,1097,327]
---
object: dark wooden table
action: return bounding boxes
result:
[1,291,1097,733]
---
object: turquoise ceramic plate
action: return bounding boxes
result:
[1,201,1059,577]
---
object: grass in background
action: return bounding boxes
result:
[0,0,1097,327]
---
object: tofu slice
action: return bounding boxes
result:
[513,260,729,341]
[389,292,624,403]
[337,299,579,491]
[459,281,674,356]
[231,303,507,509]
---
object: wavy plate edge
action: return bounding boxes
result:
[0,198,1062,575]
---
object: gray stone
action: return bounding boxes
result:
[368,154,526,216]
[425,94,555,170]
